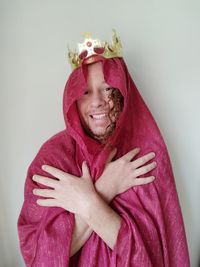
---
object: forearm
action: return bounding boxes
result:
[70,213,93,257]
[70,179,116,256]
[82,192,122,249]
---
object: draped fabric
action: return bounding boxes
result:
[18,57,190,266]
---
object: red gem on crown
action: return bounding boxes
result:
[87,41,92,47]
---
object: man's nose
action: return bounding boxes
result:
[90,92,106,108]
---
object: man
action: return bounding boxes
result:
[18,30,190,266]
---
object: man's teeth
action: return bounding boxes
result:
[91,114,107,120]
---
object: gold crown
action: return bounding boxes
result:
[67,29,123,70]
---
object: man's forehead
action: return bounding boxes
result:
[85,80,109,89]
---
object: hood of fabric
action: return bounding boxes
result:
[63,57,164,167]
[63,58,126,153]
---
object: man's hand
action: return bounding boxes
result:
[32,161,96,216]
[95,147,157,203]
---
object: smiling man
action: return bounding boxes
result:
[18,31,190,267]
[77,62,123,142]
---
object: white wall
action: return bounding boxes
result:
[1,0,199,266]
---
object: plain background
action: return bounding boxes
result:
[1,0,199,266]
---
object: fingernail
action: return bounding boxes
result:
[42,165,47,170]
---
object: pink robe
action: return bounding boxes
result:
[18,58,190,266]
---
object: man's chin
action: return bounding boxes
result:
[89,126,115,142]
[82,122,116,142]
[90,130,107,141]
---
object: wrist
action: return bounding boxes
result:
[95,176,116,204]
[81,193,107,222]
[78,190,98,217]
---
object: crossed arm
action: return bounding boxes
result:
[70,178,121,256]
[32,148,157,257]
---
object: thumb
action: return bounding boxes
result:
[81,161,91,179]
[106,147,117,165]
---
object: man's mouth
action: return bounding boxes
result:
[89,113,108,120]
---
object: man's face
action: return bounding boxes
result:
[77,61,121,142]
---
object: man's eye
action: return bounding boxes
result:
[84,91,89,95]
[105,87,112,91]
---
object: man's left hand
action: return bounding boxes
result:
[32,161,96,216]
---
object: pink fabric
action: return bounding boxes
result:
[18,58,190,266]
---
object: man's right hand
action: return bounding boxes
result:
[95,147,157,203]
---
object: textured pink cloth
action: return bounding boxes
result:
[18,58,190,266]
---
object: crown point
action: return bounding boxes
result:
[83,32,92,39]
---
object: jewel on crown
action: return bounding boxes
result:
[67,29,123,70]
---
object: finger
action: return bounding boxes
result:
[131,152,156,169]
[81,161,91,179]
[33,188,56,198]
[133,161,157,177]
[132,176,155,186]
[32,175,58,188]
[105,148,117,165]
[122,147,140,162]
[36,198,58,207]
[42,165,66,180]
